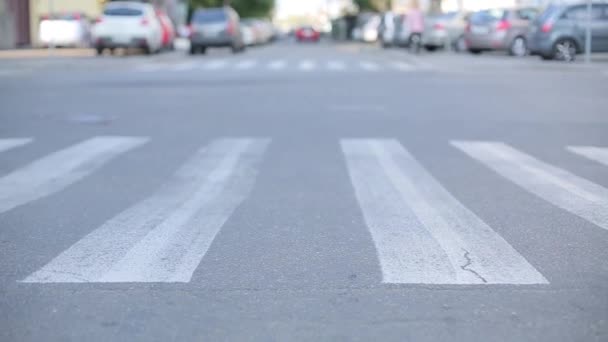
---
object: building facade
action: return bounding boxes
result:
[0,0,31,48]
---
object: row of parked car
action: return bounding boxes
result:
[38,1,278,56]
[360,2,608,61]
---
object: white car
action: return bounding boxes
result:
[39,13,91,48]
[92,1,162,55]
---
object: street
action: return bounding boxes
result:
[1,41,608,341]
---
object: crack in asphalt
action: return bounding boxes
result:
[460,249,488,284]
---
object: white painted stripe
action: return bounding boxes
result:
[567,146,608,167]
[360,61,380,71]
[342,139,547,284]
[201,60,227,70]
[453,141,608,231]
[235,59,257,70]
[0,137,147,214]
[24,138,269,283]
[171,62,196,71]
[327,60,346,71]
[392,61,415,71]
[0,138,32,153]
[299,60,316,71]
[268,60,286,70]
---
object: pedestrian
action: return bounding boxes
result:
[407,0,425,54]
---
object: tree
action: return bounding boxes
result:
[188,0,274,18]
[353,0,390,12]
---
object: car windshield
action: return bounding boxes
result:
[103,7,143,16]
[471,9,505,23]
[193,9,227,23]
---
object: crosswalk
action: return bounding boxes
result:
[1,137,607,285]
[133,59,427,74]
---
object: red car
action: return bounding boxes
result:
[295,26,320,42]
[156,10,175,50]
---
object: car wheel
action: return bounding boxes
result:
[424,45,437,52]
[553,38,577,62]
[454,36,466,52]
[509,36,527,57]
[96,46,104,56]
[142,46,151,55]
[189,45,198,55]
[468,48,482,54]
[200,47,207,55]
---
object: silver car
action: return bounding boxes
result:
[189,7,245,55]
[422,11,469,52]
[465,8,538,56]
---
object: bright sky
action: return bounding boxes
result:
[275,0,327,18]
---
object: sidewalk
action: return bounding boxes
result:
[0,48,95,60]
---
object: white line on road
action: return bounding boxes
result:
[201,59,228,70]
[23,138,270,283]
[235,59,257,70]
[267,60,287,70]
[453,141,608,231]
[360,61,380,71]
[299,60,316,71]
[327,60,346,71]
[0,138,32,153]
[567,146,608,167]
[342,139,547,284]
[0,137,147,215]
[392,61,415,71]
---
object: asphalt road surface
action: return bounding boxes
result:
[1,42,607,342]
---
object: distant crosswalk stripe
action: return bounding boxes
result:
[327,61,346,71]
[171,62,196,71]
[567,146,608,167]
[268,60,286,70]
[453,141,608,231]
[0,138,32,153]
[0,137,147,214]
[235,60,257,70]
[299,60,316,71]
[202,60,227,70]
[342,139,546,284]
[23,138,270,283]
[360,61,380,71]
[392,61,414,71]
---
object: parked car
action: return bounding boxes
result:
[528,3,608,61]
[355,13,381,43]
[189,7,245,54]
[464,8,539,56]
[393,14,412,48]
[92,1,163,55]
[38,12,91,48]
[423,11,469,52]
[295,26,321,42]
[156,9,176,50]
[240,20,257,46]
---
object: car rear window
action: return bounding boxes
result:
[536,4,562,23]
[470,9,506,23]
[193,9,227,23]
[104,7,143,16]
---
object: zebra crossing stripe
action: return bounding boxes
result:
[202,60,227,70]
[327,61,346,71]
[268,60,286,70]
[235,60,257,70]
[567,146,608,167]
[341,139,547,284]
[392,61,415,71]
[0,138,32,153]
[23,138,270,283]
[453,141,608,231]
[360,61,380,71]
[0,137,147,214]
[299,60,316,71]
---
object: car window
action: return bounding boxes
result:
[103,7,143,17]
[516,9,538,20]
[193,9,227,23]
[536,4,562,23]
[470,9,506,24]
[562,5,603,20]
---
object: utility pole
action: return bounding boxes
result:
[584,0,591,64]
[48,0,55,54]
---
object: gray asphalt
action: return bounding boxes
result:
[1,42,607,341]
